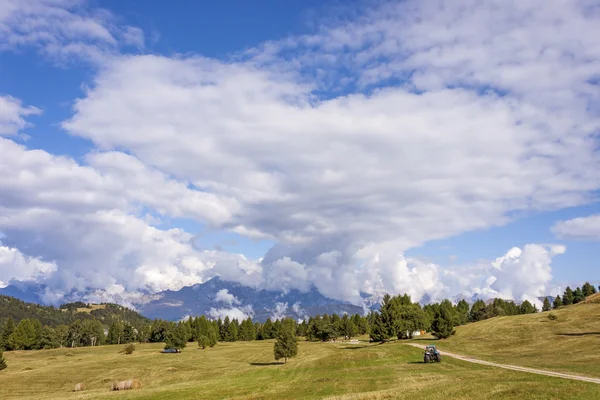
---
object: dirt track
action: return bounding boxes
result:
[407,343,600,384]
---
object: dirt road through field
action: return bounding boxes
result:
[407,343,600,384]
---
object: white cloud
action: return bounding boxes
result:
[0,96,42,136]
[291,302,308,321]
[0,244,57,287]
[0,0,144,63]
[208,305,253,321]
[552,215,600,241]
[442,244,565,306]
[214,289,240,306]
[0,1,598,306]
[270,302,288,320]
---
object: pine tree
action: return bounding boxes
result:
[553,295,562,309]
[0,317,15,350]
[273,319,297,363]
[573,287,585,304]
[262,318,274,339]
[207,325,218,347]
[226,320,238,342]
[369,313,389,343]
[164,324,187,351]
[469,300,487,322]
[520,300,536,314]
[455,299,470,325]
[0,351,7,371]
[582,282,596,297]
[339,314,358,339]
[563,287,574,305]
[431,300,458,339]
[542,297,551,312]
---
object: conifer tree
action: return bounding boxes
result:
[562,287,574,305]
[542,297,551,312]
[339,314,358,339]
[207,325,218,347]
[519,300,536,314]
[431,300,459,339]
[582,282,596,297]
[469,300,487,322]
[553,295,562,309]
[273,319,297,363]
[369,313,390,343]
[262,318,275,339]
[0,350,7,371]
[573,287,585,304]
[0,317,15,350]
[226,320,238,342]
[456,299,470,325]
[164,324,187,351]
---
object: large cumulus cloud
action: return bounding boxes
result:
[1,0,599,305]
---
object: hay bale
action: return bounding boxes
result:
[110,379,142,391]
[73,383,85,392]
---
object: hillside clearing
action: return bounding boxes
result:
[2,341,600,400]
[419,302,600,378]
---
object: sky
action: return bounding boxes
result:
[0,0,599,308]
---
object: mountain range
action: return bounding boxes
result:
[0,277,369,322]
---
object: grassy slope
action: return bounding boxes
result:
[426,301,600,378]
[2,341,599,400]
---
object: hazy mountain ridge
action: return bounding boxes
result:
[134,277,368,322]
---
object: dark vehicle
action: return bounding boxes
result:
[424,345,441,363]
[161,348,181,353]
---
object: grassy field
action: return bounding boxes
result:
[423,301,600,378]
[75,304,107,314]
[2,339,600,400]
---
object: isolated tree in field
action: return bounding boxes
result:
[562,287,574,306]
[542,297,551,312]
[274,319,297,363]
[553,295,562,310]
[431,300,459,339]
[198,335,210,349]
[0,351,6,371]
[582,282,596,297]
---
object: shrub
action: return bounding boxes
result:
[0,351,7,371]
[124,343,135,354]
[547,313,558,321]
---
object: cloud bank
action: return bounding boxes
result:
[0,0,598,306]
[552,215,600,241]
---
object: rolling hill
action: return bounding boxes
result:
[0,295,149,328]
[431,298,600,378]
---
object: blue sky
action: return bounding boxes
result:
[0,0,599,306]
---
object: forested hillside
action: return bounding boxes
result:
[0,295,149,327]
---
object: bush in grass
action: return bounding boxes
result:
[547,313,558,321]
[124,343,135,354]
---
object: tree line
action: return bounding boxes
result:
[1,281,597,353]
